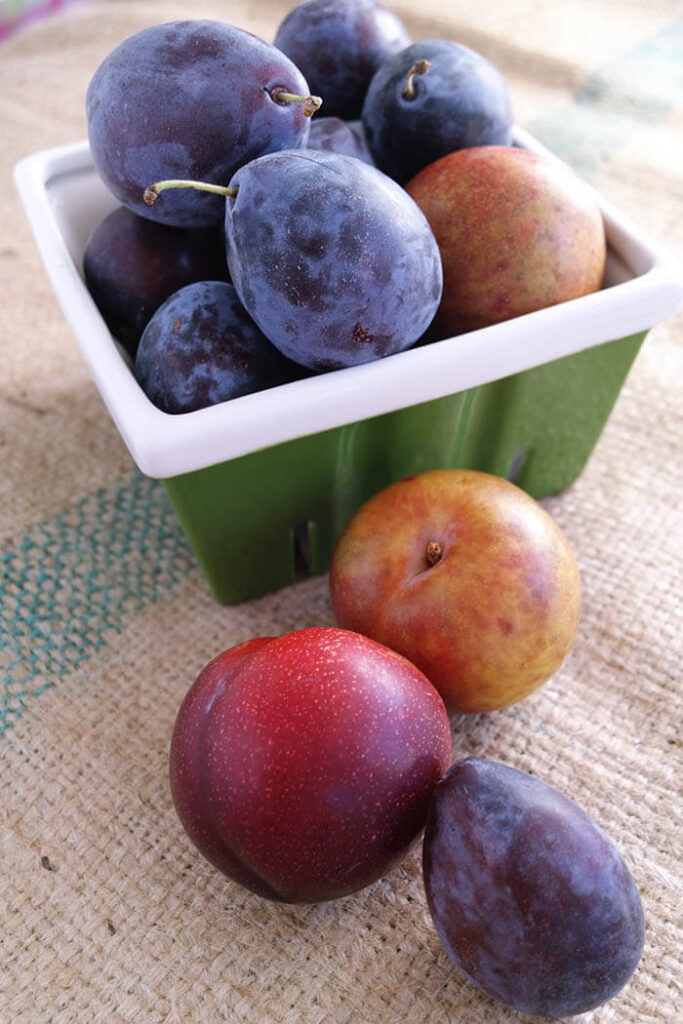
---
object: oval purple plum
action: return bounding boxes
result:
[423,757,645,1017]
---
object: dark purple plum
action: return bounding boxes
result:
[83,206,229,358]
[134,281,303,414]
[274,0,411,120]
[362,39,513,184]
[306,116,374,164]
[222,149,443,371]
[86,20,320,228]
[423,758,645,1018]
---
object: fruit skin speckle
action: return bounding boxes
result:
[169,626,452,903]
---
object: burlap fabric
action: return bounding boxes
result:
[1,1,681,1021]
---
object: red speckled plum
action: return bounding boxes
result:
[169,627,452,903]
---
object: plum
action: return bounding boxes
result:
[306,116,374,164]
[406,146,606,336]
[274,0,411,119]
[329,469,581,714]
[86,20,320,227]
[83,206,228,357]
[423,758,645,1017]
[362,39,513,184]
[221,149,443,370]
[134,281,302,413]
[169,627,452,903]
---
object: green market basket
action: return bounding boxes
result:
[15,128,683,603]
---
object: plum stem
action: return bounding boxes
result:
[143,179,239,206]
[426,541,443,566]
[403,59,431,100]
[270,89,323,117]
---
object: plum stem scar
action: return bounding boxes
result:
[426,541,443,566]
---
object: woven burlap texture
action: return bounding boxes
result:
[1,1,681,1022]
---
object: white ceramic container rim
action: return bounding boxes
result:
[14,127,683,479]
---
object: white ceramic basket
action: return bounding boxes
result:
[15,128,683,480]
[14,129,683,603]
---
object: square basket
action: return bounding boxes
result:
[14,128,683,603]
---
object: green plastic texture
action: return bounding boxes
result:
[162,331,646,604]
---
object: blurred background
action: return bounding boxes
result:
[0,0,84,41]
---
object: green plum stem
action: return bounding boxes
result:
[403,59,431,100]
[271,90,323,117]
[143,179,239,206]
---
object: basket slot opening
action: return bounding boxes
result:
[293,519,314,581]
[506,446,531,484]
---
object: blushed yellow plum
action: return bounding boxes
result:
[329,469,581,713]
[405,145,606,337]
